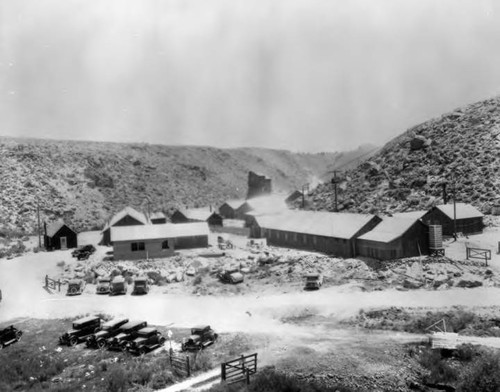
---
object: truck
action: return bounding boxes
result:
[110,276,127,295]
[59,316,101,346]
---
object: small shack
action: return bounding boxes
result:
[171,207,223,226]
[285,190,304,206]
[219,200,245,219]
[422,203,484,236]
[250,210,381,258]
[110,222,210,261]
[356,212,429,260]
[44,221,78,251]
[149,212,167,225]
[101,207,149,246]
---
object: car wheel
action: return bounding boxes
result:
[97,340,106,349]
[16,331,22,341]
[69,337,78,346]
[139,347,146,356]
[159,337,166,346]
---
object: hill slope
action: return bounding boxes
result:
[0,137,376,234]
[309,96,500,214]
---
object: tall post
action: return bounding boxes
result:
[453,178,457,241]
[332,171,338,212]
[442,182,448,204]
[37,197,41,248]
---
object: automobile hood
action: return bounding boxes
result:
[132,337,147,344]
[94,331,109,338]
[114,333,127,340]
[187,335,201,342]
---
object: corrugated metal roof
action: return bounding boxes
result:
[45,221,66,237]
[242,195,289,214]
[435,203,483,220]
[358,215,420,242]
[111,222,209,242]
[254,210,377,239]
[104,207,149,231]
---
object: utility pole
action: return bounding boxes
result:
[452,177,457,241]
[331,171,339,212]
[37,196,41,248]
[441,182,448,204]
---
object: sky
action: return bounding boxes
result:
[2,0,500,153]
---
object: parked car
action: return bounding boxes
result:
[0,325,22,349]
[86,318,129,348]
[59,316,101,346]
[96,277,111,294]
[126,327,165,355]
[106,320,147,351]
[181,325,218,351]
[304,273,323,290]
[110,276,127,295]
[132,276,149,295]
[217,268,244,284]
[66,279,85,296]
[72,245,96,259]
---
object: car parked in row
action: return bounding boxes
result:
[0,325,22,349]
[110,276,127,295]
[86,318,129,349]
[217,268,244,284]
[132,276,150,295]
[107,320,147,351]
[66,279,85,296]
[126,327,165,355]
[96,277,111,294]
[181,325,218,351]
[59,316,101,346]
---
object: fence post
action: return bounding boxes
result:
[58,279,61,292]
[466,247,469,260]
[255,353,258,373]
[45,275,48,288]
[246,369,250,384]
[221,363,226,381]
[169,348,173,366]
[186,356,190,377]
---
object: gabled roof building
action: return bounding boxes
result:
[171,207,223,226]
[422,203,483,236]
[101,207,149,246]
[44,221,78,251]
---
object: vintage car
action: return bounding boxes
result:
[96,277,111,294]
[304,273,323,290]
[106,320,147,351]
[217,268,244,284]
[132,276,149,295]
[66,279,85,296]
[72,245,96,260]
[110,276,127,296]
[86,318,129,348]
[0,325,22,349]
[59,316,101,346]
[126,327,165,355]
[181,325,218,351]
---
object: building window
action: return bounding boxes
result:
[162,240,169,249]
[131,242,145,252]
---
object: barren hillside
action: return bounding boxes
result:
[0,137,376,234]
[308,96,500,214]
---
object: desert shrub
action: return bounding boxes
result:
[458,351,500,392]
[417,347,459,385]
[193,275,203,285]
[149,370,175,389]
[192,352,214,372]
[454,344,480,362]
[83,271,96,284]
[106,367,128,392]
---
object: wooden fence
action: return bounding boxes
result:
[466,247,491,266]
[221,353,258,385]
[169,349,191,377]
[44,275,62,292]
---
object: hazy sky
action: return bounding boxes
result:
[2,0,500,152]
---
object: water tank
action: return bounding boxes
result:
[429,225,443,250]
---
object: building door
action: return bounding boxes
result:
[60,237,67,249]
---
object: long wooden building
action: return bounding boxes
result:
[101,207,149,246]
[249,210,381,258]
[357,212,429,260]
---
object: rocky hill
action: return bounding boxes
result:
[0,137,376,234]
[308,96,500,214]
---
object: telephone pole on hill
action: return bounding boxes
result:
[331,171,339,212]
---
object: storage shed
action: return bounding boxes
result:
[357,212,429,260]
[101,207,149,246]
[422,203,483,236]
[44,221,78,251]
[219,200,245,219]
[171,207,223,226]
[110,222,209,261]
[250,210,381,258]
